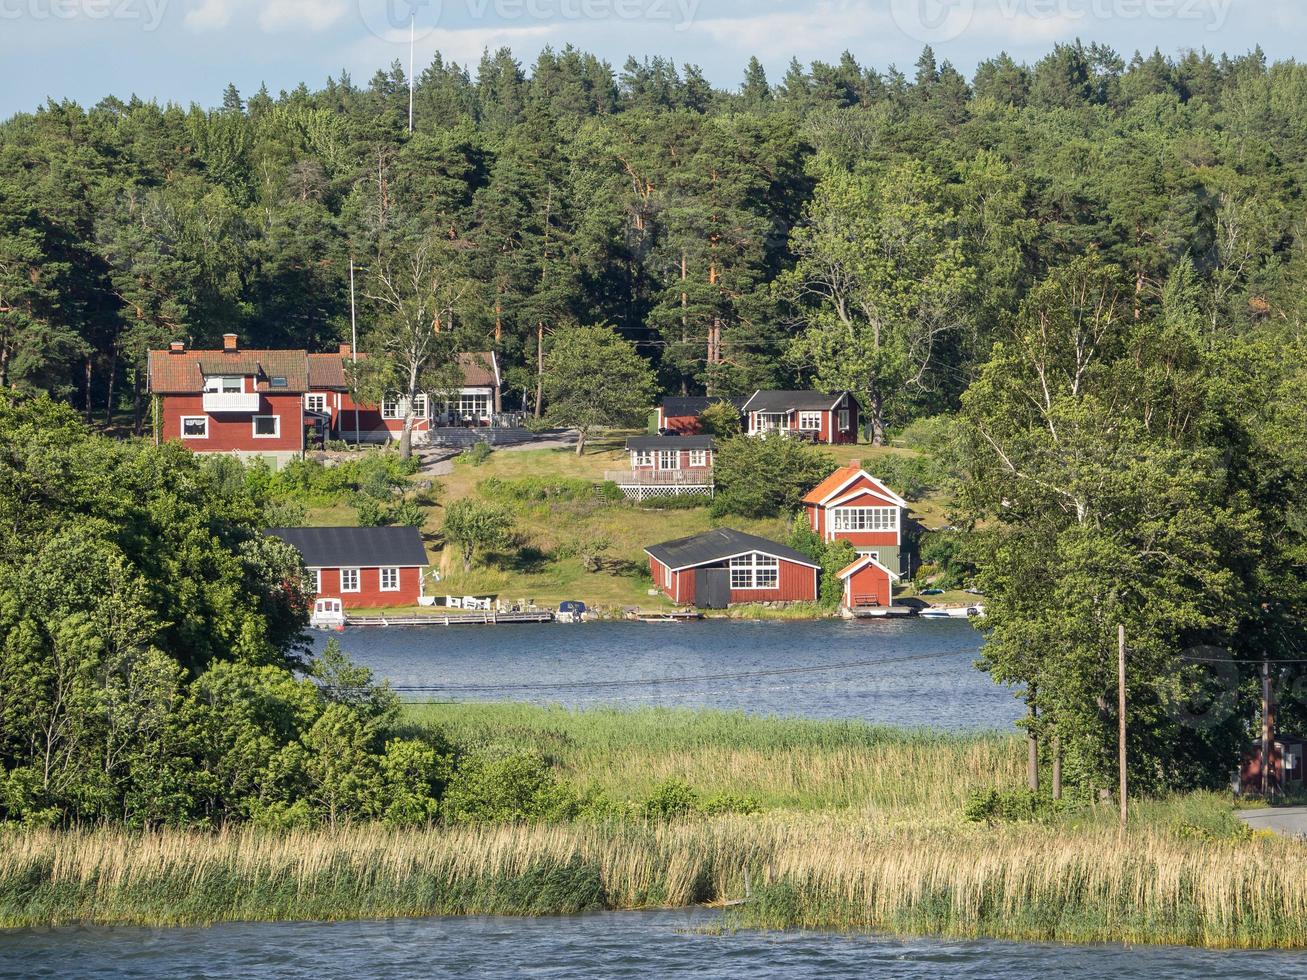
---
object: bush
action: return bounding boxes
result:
[441,749,577,824]
[641,778,698,819]
[963,789,1061,825]
[480,476,595,503]
[700,792,762,816]
[355,496,386,527]
[917,531,972,590]
[713,435,834,518]
[388,500,428,528]
[635,493,709,511]
[263,498,307,528]
[462,442,492,466]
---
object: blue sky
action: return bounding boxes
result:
[0,0,1300,118]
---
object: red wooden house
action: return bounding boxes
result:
[147,334,308,467]
[266,526,430,622]
[306,347,502,444]
[645,529,820,609]
[741,391,859,444]
[803,462,909,576]
[836,553,902,610]
[656,396,747,435]
[608,435,716,500]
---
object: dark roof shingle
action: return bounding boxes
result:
[742,390,850,413]
[265,526,429,568]
[626,435,716,451]
[148,349,310,393]
[644,528,819,571]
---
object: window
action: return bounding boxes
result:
[689,450,708,468]
[799,411,823,431]
[413,394,428,419]
[459,392,491,419]
[658,450,679,470]
[252,415,280,438]
[340,568,360,592]
[305,394,327,413]
[838,409,850,431]
[831,507,898,533]
[204,376,243,394]
[380,568,401,592]
[382,396,401,420]
[856,550,880,562]
[269,376,288,389]
[181,416,208,439]
[312,569,322,595]
[634,450,655,467]
[756,412,787,432]
[729,553,780,590]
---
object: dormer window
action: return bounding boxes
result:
[269,376,288,389]
[204,376,243,394]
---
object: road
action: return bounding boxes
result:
[1238,806,1307,837]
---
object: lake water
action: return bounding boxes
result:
[6,909,1307,979]
[316,617,1021,731]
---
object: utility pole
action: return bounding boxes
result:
[1262,660,1274,798]
[350,258,360,446]
[1052,737,1062,801]
[1118,624,1128,829]
[1027,694,1039,793]
[408,13,415,135]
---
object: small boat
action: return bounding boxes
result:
[921,605,984,619]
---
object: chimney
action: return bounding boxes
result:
[168,340,185,354]
[222,333,238,352]
[338,342,352,357]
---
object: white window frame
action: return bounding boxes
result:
[204,376,244,394]
[798,411,823,431]
[180,416,209,439]
[340,568,360,593]
[304,393,327,413]
[832,507,898,533]
[838,409,851,431]
[312,569,322,595]
[689,450,708,467]
[658,450,679,470]
[382,396,402,420]
[459,392,491,419]
[252,415,280,439]
[380,567,401,592]
[413,394,429,420]
[729,553,780,590]
[756,412,787,432]
[856,550,881,562]
[634,450,655,468]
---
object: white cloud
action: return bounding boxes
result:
[259,0,352,32]
[696,1,891,60]
[184,0,240,30]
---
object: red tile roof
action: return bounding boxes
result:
[802,464,863,505]
[148,348,309,394]
[303,351,499,391]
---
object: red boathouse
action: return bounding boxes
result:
[644,528,820,609]
[266,526,430,616]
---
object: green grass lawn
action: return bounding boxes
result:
[306,432,957,612]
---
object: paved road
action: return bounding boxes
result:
[1238,806,1307,836]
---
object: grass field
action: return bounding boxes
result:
[307,433,954,611]
[2,705,1296,948]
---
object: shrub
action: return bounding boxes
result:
[713,435,834,518]
[641,778,698,819]
[480,476,595,503]
[388,500,428,528]
[441,749,577,824]
[263,498,307,528]
[635,493,708,511]
[700,792,762,816]
[355,496,386,527]
[462,442,493,466]
[699,400,742,437]
[963,788,1061,825]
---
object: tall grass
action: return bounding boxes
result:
[5,817,1307,948]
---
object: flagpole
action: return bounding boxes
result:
[407,13,414,134]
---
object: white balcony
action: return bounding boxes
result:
[203,391,262,413]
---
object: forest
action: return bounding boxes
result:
[2,39,1307,800]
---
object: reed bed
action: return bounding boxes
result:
[4,817,1307,948]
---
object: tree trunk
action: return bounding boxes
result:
[132,373,144,437]
[575,427,586,456]
[868,388,886,446]
[1052,737,1063,801]
[533,322,545,418]
[103,346,118,428]
[84,356,94,424]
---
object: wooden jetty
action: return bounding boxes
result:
[344,610,555,628]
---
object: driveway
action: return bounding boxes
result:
[1238,806,1307,837]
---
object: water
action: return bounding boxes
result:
[5,910,1306,978]
[316,617,1020,731]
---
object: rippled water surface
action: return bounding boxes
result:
[315,617,1017,730]
[5,910,1307,979]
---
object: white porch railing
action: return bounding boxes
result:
[203,391,261,413]
[604,469,714,487]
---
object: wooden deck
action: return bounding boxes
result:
[343,610,556,627]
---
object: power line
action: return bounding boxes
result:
[389,647,975,695]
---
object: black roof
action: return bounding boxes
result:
[265,526,429,568]
[627,435,716,451]
[645,528,820,571]
[662,395,747,416]
[742,390,850,413]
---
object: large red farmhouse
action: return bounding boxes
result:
[266,526,430,623]
[147,334,308,467]
[803,462,908,575]
[645,529,820,609]
[307,347,502,444]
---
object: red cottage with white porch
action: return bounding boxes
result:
[265,526,430,624]
[741,391,859,444]
[803,462,909,577]
[147,335,307,467]
[644,529,820,609]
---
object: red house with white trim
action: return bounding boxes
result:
[644,529,820,609]
[836,553,902,611]
[266,526,430,622]
[803,462,909,576]
[147,334,307,467]
[741,391,859,444]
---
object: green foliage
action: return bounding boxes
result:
[461,442,493,466]
[698,401,742,437]
[479,476,596,503]
[442,498,515,572]
[634,493,709,511]
[962,789,1062,825]
[640,778,699,819]
[441,749,577,824]
[542,325,656,454]
[712,436,835,518]
[916,532,971,589]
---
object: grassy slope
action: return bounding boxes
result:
[310,433,953,612]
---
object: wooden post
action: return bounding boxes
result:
[1027,698,1039,793]
[1052,737,1062,801]
[1262,660,1273,798]
[1118,624,1128,828]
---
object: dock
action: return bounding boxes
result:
[341,610,556,628]
[845,606,918,620]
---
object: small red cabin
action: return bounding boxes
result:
[741,390,859,444]
[836,553,901,610]
[1240,735,1307,797]
[266,526,430,614]
[803,462,908,577]
[644,529,820,609]
[656,396,746,435]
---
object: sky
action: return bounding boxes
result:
[0,0,1302,119]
